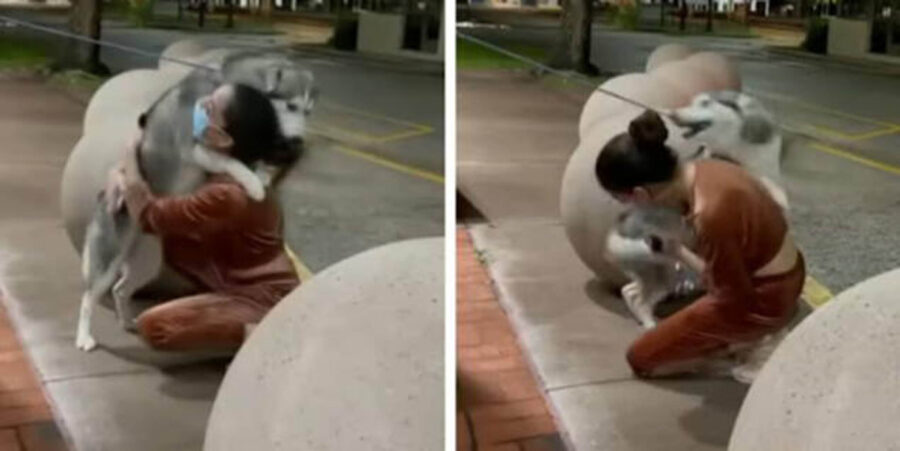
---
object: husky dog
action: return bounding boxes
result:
[606,206,695,329]
[76,50,317,351]
[670,91,787,210]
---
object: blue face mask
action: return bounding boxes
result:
[193,100,209,141]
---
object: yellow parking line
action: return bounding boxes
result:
[371,127,435,143]
[841,126,900,141]
[333,144,444,184]
[811,124,900,142]
[321,101,435,132]
[285,245,315,282]
[810,142,900,176]
[803,276,834,309]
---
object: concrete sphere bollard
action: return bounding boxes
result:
[560,127,631,288]
[729,268,900,451]
[650,59,723,101]
[681,51,742,92]
[82,69,182,133]
[158,39,214,71]
[204,238,444,451]
[645,43,694,72]
[578,73,693,139]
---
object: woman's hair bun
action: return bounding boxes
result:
[628,109,668,149]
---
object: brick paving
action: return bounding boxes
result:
[0,305,67,451]
[456,228,567,451]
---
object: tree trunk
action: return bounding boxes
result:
[706,0,712,31]
[660,0,665,28]
[678,0,686,31]
[226,0,235,28]
[261,0,273,16]
[550,0,598,75]
[177,0,183,21]
[198,0,206,27]
[61,0,106,74]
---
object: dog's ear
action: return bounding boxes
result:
[303,87,319,114]
[264,66,283,95]
[740,114,775,144]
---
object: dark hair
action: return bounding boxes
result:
[222,83,300,168]
[594,110,678,194]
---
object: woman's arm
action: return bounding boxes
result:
[675,245,706,274]
[115,131,248,237]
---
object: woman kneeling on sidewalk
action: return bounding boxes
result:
[594,110,805,380]
[111,84,301,352]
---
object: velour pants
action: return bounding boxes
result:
[626,254,806,377]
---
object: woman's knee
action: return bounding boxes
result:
[135,309,180,350]
[626,343,657,378]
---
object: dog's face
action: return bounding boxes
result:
[219,54,317,152]
[671,91,775,150]
[262,63,317,153]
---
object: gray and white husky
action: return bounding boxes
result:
[76,50,317,351]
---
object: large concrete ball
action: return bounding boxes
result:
[650,59,723,101]
[83,69,182,133]
[645,43,694,72]
[729,268,900,451]
[681,51,742,92]
[158,39,214,71]
[561,117,632,287]
[204,238,444,451]
[578,73,693,139]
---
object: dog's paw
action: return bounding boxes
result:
[76,333,97,352]
[731,364,758,385]
[639,319,657,330]
[240,176,266,202]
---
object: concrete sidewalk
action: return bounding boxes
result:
[458,68,900,450]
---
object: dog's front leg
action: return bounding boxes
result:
[112,235,163,331]
[621,280,661,329]
[76,291,98,351]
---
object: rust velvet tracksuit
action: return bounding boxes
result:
[124,174,299,351]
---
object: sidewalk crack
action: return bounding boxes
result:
[546,376,635,393]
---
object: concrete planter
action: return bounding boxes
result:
[827,17,872,58]
[356,10,405,56]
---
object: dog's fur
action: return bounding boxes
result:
[670,90,787,210]
[76,50,317,351]
[606,206,695,329]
